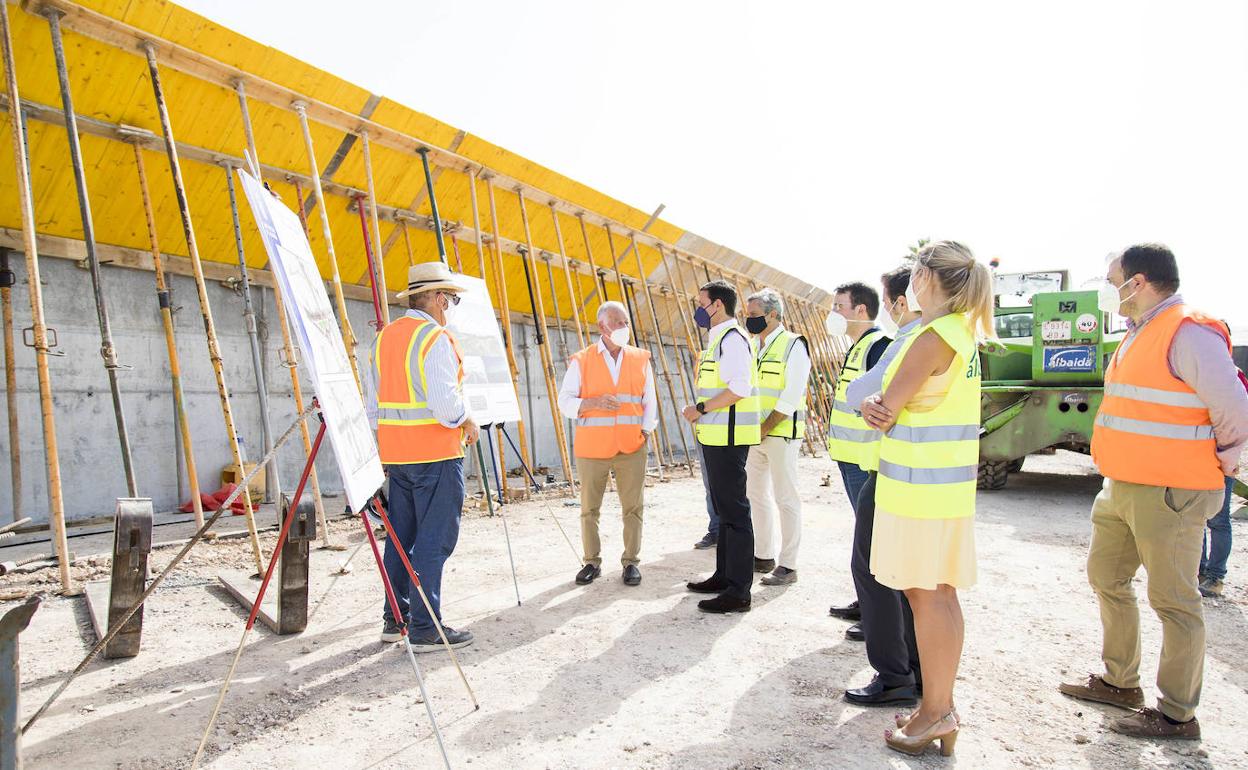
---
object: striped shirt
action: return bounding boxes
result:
[363,309,469,430]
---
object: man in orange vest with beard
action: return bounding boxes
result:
[1061,244,1247,739]
[366,262,480,651]
[558,301,659,586]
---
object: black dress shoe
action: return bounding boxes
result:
[753,557,776,573]
[845,622,864,641]
[687,578,728,594]
[623,564,641,586]
[829,599,861,621]
[844,676,919,707]
[697,594,751,614]
[575,564,601,585]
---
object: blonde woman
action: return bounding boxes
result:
[860,241,994,757]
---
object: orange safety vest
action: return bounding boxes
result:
[571,343,650,459]
[1091,303,1230,490]
[373,315,465,465]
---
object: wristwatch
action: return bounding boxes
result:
[695,402,707,414]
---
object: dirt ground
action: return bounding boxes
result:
[6,451,1248,769]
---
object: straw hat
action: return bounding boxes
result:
[396,262,465,299]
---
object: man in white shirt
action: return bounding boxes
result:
[557,301,659,586]
[744,288,811,586]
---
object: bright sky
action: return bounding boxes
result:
[183,0,1248,332]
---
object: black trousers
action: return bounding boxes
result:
[852,472,921,688]
[703,443,754,600]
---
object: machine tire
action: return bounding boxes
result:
[1007,456,1026,474]
[977,460,1010,490]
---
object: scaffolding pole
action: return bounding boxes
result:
[485,178,532,471]
[359,129,390,325]
[143,43,263,575]
[1,248,18,522]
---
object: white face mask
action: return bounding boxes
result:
[905,278,923,312]
[609,326,631,347]
[877,301,898,335]
[825,311,848,337]
[1097,277,1137,316]
[441,296,458,325]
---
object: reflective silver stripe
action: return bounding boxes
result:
[1095,413,1215,441]
[828,425,879,443]
[758,387,784,398]
[576,416,644,427]
[878,460,977,484]
[699,411,761,426]
[887,424,979,443]
[616,395,644,404]
[1104,383,1208,409]
[378,405,436,421]
[831,399,856,414]
[697,387,726,399]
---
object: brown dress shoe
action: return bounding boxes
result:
[1058,674,1145,710]
[1110,708,1200,740]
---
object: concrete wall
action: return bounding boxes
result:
[0,254,696,524]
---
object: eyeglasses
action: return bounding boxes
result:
[441,292,461,306]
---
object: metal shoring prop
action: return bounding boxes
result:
[130,142,205,529]
[3,2,69,594]
[224,163,281,504]
[359,129,391,325]
[485,179,533,472]
[400,220,416,267]
[355,195,386,328]
[143,43,264,575]
[548,205,588,351]
[656,245,702,390]
[539,253,574,462]
[632,241,695,474]
[1,248,18,521]
[603,223,630,322]
[668,247,707,351]
[576,213,609,303]
[622,279,671,476]
[469,173,510,499]
[23,404,315,736]
[449,231,464,273]
[43,8,137,497]
[285,177,336,549]
[792,296,835,449]
[417,147,448,264]
[515,192,577,493]
[292,100,362,391]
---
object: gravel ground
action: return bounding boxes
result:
[6,451,1248,769]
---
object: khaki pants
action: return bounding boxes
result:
[747,436,802,569]
[578,446,647,568]
[1087,478,1223,721]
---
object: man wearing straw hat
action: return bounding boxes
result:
[366,262,480,651]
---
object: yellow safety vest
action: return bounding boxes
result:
[826,329,889,467]
[756,328,808,440]
[695,324,761,447]
[874,313,981,519]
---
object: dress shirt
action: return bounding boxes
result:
[705,318,755,399]
[364,309,469,430]
[1119,294,1247,474]
[556,338,659,432]
[756,324,811,416]
[846,320,918,408]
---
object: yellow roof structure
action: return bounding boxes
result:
[1,0,832,340]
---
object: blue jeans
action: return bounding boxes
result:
[838,461,870,516]
[1200,476,1236,581]
[700,443,719,537]
[382,458,465,634]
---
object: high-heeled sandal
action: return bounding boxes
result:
[895,706,959,729]
[884,710,959,757]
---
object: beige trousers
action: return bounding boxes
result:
[1087,477,1223,721]
[747,436,803,568]
[577,446,647,568]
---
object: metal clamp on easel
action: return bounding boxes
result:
[84,498,154,658]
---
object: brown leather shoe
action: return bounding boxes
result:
[1058,674,1145,710]
[1110,708,1200,740]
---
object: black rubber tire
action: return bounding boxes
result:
[1007,456,1026,474]
[977,460,1010,490]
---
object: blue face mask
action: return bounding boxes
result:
[694,303,713,330]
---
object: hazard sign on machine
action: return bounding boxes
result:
[237,170,384,513]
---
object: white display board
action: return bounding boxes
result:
[446,274,523,426]
[237,170,385,513]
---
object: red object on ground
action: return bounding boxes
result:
[180,483,248,515]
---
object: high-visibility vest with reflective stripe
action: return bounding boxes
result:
[826,329,890,467]
[756,328,808,440]
[1091,303,1229,490]
[875,313,981,520]
[373,315,465,464]
[695,324,761,447]
[571,344,650,459]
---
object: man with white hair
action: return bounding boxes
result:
[558,301,659,586]
[743,288,811,585]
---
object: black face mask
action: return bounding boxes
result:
[745,315,768,335]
